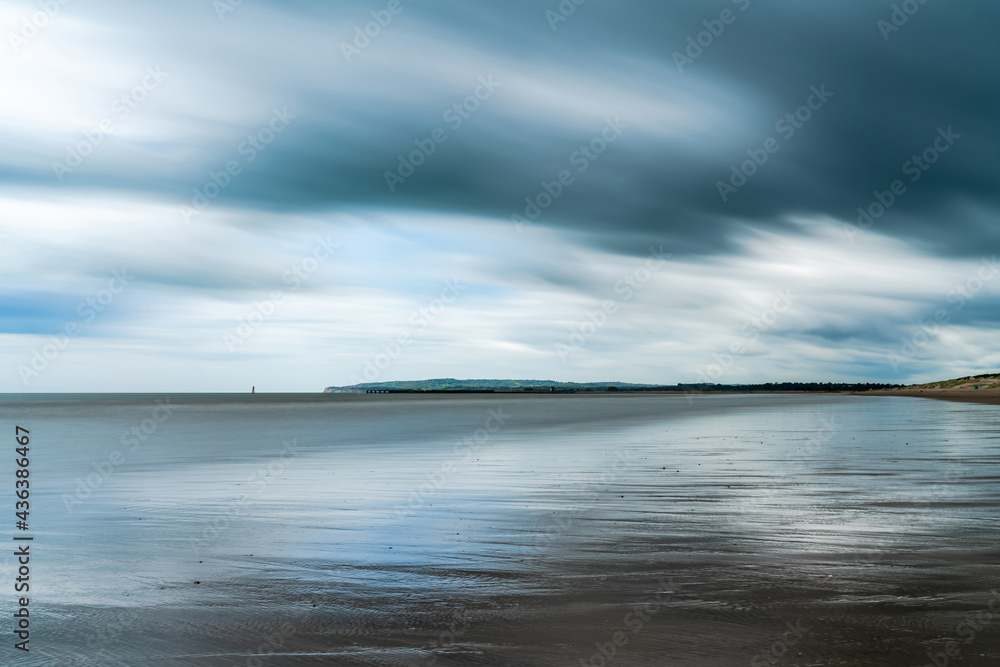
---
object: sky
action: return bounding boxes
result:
[1,0,998,392]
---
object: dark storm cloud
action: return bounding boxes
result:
[8,0,996,260]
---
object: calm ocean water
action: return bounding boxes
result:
[2,393,998,666]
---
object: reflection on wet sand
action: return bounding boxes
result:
[9,393,999,665]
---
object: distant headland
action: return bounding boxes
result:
[323,378,899,394]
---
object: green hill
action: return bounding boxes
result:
[323,379,899,393]
[324,378,655,392]
[886,373,1000,391]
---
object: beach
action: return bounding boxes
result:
[5,392,999,665]
[863,389,1000,407]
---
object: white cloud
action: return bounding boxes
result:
[3,190,997,390]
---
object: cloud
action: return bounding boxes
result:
[1,0,996,389]
[3,195,997,390]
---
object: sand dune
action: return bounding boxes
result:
[863,373,1000,405]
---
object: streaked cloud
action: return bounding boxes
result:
[1,0,997,390]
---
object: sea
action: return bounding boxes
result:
[2,392,998,666]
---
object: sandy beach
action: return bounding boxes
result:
[8,392,1000,666]
[864,390,1000,406]
[862,383,1000,406]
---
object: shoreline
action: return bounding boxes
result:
[858,389,1000,406]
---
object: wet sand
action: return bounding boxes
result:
[6,393,1000,666]
[863,389,1000,406]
